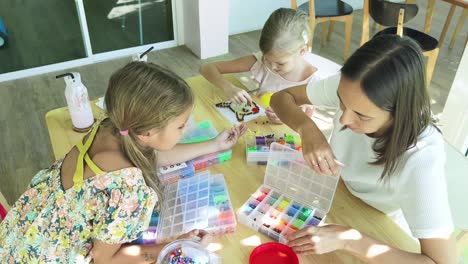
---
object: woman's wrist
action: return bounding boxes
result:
[340,228,373,256]
[297,121,316,138]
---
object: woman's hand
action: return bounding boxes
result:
[299,104,314,118]
[214,123,248,151]
[177,229,212,247]
[225,84,253,104]
[286,224,355,255]
[299,123,342,175]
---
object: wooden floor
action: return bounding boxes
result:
[0,0,466,204]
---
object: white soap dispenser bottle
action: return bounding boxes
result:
[56,72,94,132]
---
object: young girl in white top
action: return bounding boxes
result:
[200,8,340,123]
[271,35,455,263]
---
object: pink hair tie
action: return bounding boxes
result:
[119,130,129,136]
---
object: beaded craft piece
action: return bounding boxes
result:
[215,101,262,122]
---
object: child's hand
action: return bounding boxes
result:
[177,229,212,247]
[215,123,248,151]
[265,107,283,124]
[225,85,253,104]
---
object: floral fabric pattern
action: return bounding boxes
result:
[0,159,158,263]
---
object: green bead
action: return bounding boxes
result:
[199,121,211,129]
[213,194,227,205]
[247,146,257,151]
[301,208,312,217]
[219,151,232,162]
[293,219,305,228]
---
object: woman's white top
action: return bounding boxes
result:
[306,74,454,239]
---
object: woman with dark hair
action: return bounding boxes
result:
[271,35,455,263]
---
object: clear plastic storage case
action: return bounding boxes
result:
[157,171,236,243]
[245,131,301,165]
[238,143,339,243]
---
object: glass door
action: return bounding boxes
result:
[83,0,174,54]
[0,0,86,74]
[0,0,176,80]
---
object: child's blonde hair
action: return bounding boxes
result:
[103,61,194,203]
[259,8,310,55]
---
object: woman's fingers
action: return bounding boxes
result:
[317,155,332,175]
[324,155,339,175]
[304,150,344,175]
[304,106,314,118]
[296,249,317,255]
[287,236,315,248]
[291,243,316,253]
[304,153,322,174]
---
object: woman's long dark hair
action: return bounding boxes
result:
[341,35,435,179]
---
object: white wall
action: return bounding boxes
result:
[228,0,363,35]
[228,0,290,35]
[441,44,468,155]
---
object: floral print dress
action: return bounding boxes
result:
[0,125,158,263]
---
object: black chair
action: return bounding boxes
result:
[361,0,439,86]
[291,0,354,60]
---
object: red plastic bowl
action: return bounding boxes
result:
[249,242,299,264]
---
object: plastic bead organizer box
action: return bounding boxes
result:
[238,143,340,243]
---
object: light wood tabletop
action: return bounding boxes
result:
[45,75,419,263]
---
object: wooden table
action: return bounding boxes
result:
[45,75,419,263]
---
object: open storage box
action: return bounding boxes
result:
[245,131,301,165]
[237,143,339,243]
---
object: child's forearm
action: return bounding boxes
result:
[200,64,234,92]
[157,140,220,167]
[109,243,168,264]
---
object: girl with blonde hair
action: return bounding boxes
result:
[201,7,340,123]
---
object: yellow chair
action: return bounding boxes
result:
[291,0,354,60]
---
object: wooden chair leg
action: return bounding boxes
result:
[321,22,327,47]
[439,4,457,48]
[309,21,316,52]
[361,0,370,46]
[327,21,335,41]
[449,8,467,49]
[344,15,353,60]
[424,48,439,87]
[424,0,436,33]
[291,0,297,10]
